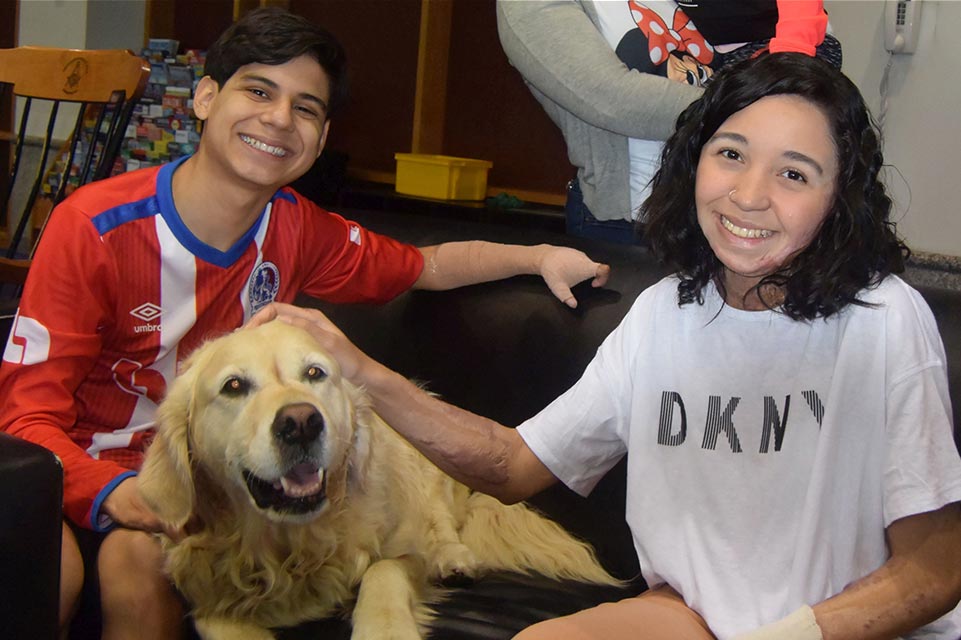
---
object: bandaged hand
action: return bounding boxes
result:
[536,245,610,308]
[732,606,823,640]
[416,241,609,308]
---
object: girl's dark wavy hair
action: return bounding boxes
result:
[641,53,908,320]
[204,7,348,115]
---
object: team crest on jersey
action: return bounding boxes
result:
[248,261,280,314]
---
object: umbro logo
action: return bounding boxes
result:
[131,303,162,334]
[130,302,162,327]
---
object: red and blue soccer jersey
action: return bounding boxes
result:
[0,157,423,529]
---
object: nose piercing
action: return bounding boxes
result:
[728,189,737,200]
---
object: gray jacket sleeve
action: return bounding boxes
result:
[496,0,703,141]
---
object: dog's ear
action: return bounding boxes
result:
[139,364,199,529]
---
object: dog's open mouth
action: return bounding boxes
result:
[243,462,327,514]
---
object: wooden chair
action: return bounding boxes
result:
[0,46,149,335]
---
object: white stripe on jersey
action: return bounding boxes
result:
[88,431,135,458]
[119,214,197,437]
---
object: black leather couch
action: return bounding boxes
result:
[2,206,959,639]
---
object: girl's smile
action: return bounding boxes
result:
[695,94,839,309]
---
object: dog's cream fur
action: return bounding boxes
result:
[139,320,619,640]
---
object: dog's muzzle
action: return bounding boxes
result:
[242,403,329,515]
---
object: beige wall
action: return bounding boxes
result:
[827,0,961,257]
[16,0,145,140]
[18,0,144,50]
[18,0,87,49]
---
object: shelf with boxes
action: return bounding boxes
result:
[120,38,205,172]
[37,39,205,203]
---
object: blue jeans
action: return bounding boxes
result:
[564,179,641,245]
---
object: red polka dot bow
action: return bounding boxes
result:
[628,1,714,66]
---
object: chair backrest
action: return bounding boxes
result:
[0,46,150,273]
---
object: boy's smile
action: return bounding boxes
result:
[192,55,331,193]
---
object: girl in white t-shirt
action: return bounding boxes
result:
[256,53,961,640]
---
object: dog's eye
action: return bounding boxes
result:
[305,365,327,382]
[221,376,251,396]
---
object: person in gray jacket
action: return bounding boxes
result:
[497,0,701,243]
[496,0,837,244]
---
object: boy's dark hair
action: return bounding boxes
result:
[641,53,908,320]
[203,7,348,115]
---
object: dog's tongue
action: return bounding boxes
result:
[278,463,325,498]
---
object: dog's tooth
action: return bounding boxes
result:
[279,467,324,498]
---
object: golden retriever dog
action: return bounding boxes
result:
[139,320,619,640]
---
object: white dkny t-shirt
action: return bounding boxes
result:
[519,275,961,639]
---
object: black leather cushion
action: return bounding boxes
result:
[0,432,63,640]
[302,209,672,581]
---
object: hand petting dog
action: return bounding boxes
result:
[249,303,373,383]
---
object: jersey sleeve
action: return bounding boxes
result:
[882,283,961,527]
[0,202,131,530]
[291,196,424,304]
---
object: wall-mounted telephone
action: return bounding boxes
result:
[884,0,922,54]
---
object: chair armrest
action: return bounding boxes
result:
[0,257,31,285]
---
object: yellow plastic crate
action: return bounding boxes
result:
[394,153,493,201]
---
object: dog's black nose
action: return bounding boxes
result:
[272,403,324,446]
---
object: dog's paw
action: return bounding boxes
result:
[432,542,478,582]
[194,617,276,640]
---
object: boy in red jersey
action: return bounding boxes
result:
[0,8,609,638]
